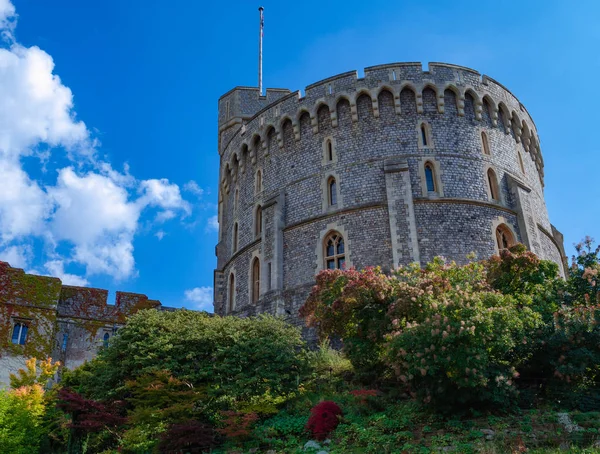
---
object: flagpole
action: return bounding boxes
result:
[258,6,264,96]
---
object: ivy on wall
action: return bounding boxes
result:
[0,262,163,361]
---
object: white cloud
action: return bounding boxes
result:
[184,180,204,197]
[155,230,166,240]
[0,244,31,269]
[206,215,219,232]
[46,167,140,279]
[0,1,192,283]
[139,178,190,210]
[0,44,91,158]
[184,286,214,311]
[0,0,16,41]
[44,260,89,286]
[0,159,49,242]
[49,167,139,244]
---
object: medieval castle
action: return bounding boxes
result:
[0,61,567,386]
[213,62,566,326]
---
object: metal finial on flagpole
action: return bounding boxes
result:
[258,6,264,96]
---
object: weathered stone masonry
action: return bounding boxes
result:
[0,261,171,387]
[214,62,567,329]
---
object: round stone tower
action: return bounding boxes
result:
[213,62,566,324]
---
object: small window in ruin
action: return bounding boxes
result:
[61,333,68,352]
[11,322,28,345]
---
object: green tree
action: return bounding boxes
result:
[0,385,46,453]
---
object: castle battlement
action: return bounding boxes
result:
[0,261,169,386]
[217,62,543,187]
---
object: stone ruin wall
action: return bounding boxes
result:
[0,261,164,386]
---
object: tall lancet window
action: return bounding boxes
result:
[251,258,260,304]
[328,177,337,206]
[424,162,436,193]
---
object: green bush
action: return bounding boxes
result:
[64,311,309,408]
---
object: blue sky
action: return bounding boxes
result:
[0,0,597,311]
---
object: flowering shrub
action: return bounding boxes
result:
[385,258,541,410]
[306,401,343,441]
[299,267,394,380]
[548,304,600,384]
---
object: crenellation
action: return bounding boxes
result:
[0,262,171,387]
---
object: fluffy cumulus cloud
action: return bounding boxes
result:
[0,1,200,284]
[184,286,214,311]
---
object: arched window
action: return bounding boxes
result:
[327,140,333,162]
[228,273,235,313]
[518,151,525,174]
[420,123,428,147]
[324,232,346,270]
[255,205,262,237]
[233,222,238,252]
[487,168,500,202]
[496,225,515,251]
[103,332,110,348]
[11,322,28,345]
[255,170,262,194]
[251,258,260,304]
[328,177,337,206]
[424,162,436,193]
[481,131,491,155]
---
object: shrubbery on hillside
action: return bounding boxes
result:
[4,239,600,453]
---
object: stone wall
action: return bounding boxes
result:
[0,262,167,387]
[214,62,566,324]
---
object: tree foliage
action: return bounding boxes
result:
[64,311,309,406]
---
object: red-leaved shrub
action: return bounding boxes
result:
[159,421,220,453]
[217,410,259,441]
[306,401,342,441]
[349,389,378,405]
